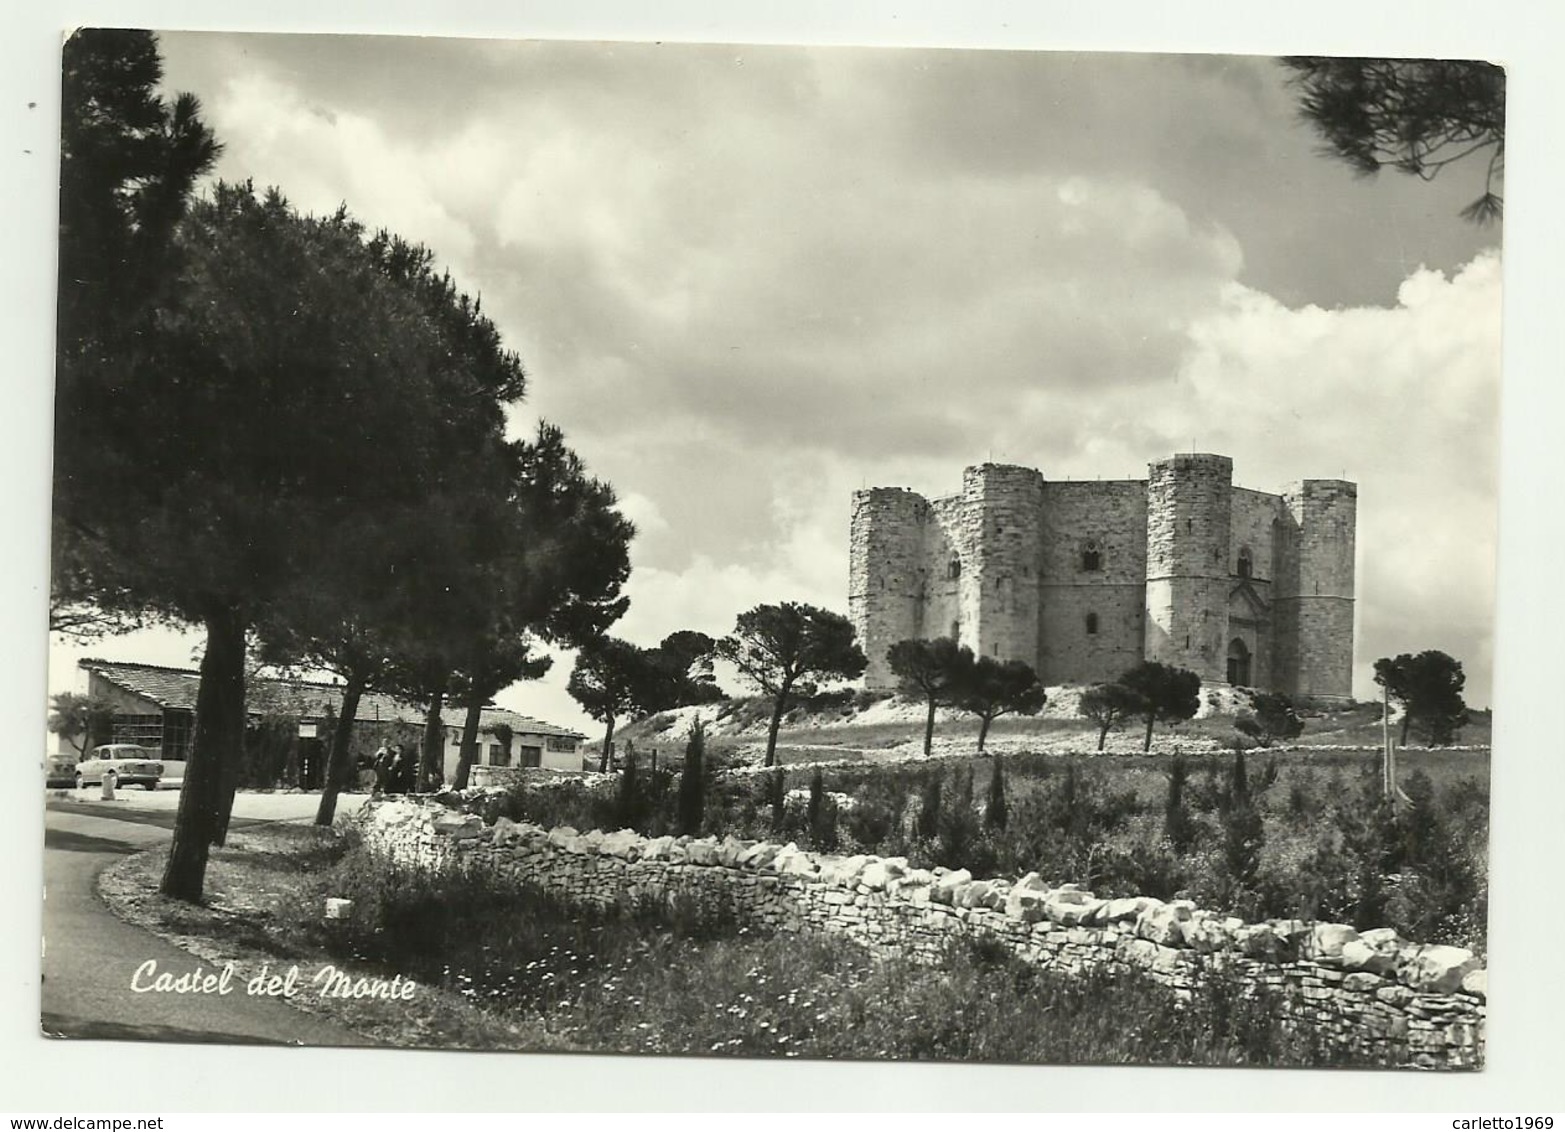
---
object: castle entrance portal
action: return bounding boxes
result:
[1226,638,1252,686]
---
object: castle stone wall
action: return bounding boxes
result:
[922,495,965,646]
[1278,480,1358,700]
[849,488,929,687]
[1144,455,1234,683]
[964,465,1046,665]
[1037,481,1146,684]
[853,454,1354,696]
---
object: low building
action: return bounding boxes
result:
[70,659,586,785]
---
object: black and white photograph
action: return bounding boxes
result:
[22,10,1549,1105]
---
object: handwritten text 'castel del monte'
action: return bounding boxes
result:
[130,959,417,1000]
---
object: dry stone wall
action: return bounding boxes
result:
[360,798,1485,1069]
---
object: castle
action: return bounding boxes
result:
[849,454,1356,700]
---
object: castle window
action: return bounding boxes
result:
[1085,612,1099,635]
[948,558,961,580]
[950,620,960,640]
[1081,540,1102,572]
[1237,547,1254,578]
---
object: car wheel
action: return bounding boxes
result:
[144,782,158,791]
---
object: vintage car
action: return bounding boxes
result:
[45,754,78,788]
[74,744,164,790]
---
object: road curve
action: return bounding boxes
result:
[42,802,367,1047]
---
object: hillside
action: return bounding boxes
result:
[611,688,1493,768]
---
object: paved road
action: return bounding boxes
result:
[41,794,369,1047]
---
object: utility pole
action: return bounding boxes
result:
[1382,682,1394,800]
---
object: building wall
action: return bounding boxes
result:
[442,728,584,779]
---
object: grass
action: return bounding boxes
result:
[98,825,569,1052]
[619,694,1493,757]
[105,825,1395,1065]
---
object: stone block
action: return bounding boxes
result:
[1460,969,1487,1001]
[931,869,972,905]
[685,839,719,866]
[431,811,486,839]
[819,854,871,886]
[1093,896,1154,925]
[859,858,907,891]
[736,842,779,870]
[1401,945,1480,995]
[1135,901,1190,946]
[1304,922,1360,962]
[1341,938,1398,976]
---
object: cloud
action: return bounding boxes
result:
[1171,251,1503,702]
[96,36,1504,732]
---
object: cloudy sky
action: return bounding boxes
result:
[48,34,1503,730]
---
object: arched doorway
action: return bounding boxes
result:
[1226,638,1252,686]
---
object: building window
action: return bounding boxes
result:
[1237,547,1254,578]
[1082,540,1102,572]
[1086,612,1099,635]
[950,620,960,640]
[948,558,961,580]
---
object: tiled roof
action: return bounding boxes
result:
[79,659,585,740]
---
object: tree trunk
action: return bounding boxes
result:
[160,604,246,902]
[764,685,791,768]
[1097,721,1110,751]
[452,697,486,790]
[314,675,364,826]
[599,716,616,773]
[1399,710,1412,746]
[1143,713,1156,752]
[419,688,446,792]
[977,713,992,753]
[923,695,937,756]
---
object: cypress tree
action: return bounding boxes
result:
[618,742,639,830]
[985,751,1008,831]
[1165,752,1193,853]
[916,772,943,841]
[806,767,824,846]
[676,718,705,836]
